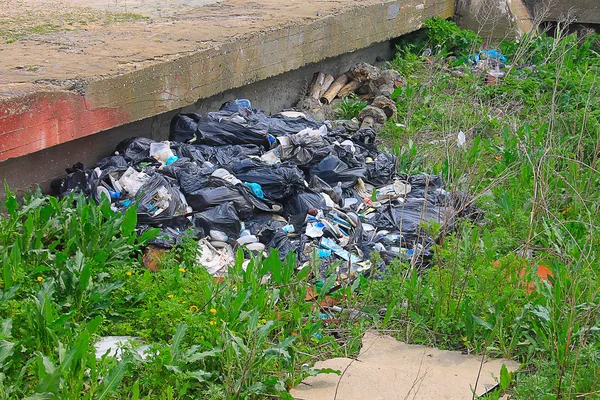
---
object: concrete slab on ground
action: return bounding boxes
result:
[0,0,453,162]
[291,331,520,400]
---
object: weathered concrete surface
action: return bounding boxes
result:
[291,331,520,400]
[530,0,600,24]
[0,0,453,162]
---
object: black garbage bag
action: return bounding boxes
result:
[96,155,129,170]
[176,143,209,164]
[284,191,327,225]
[366,200,449,244]
[277,131,331,166]
[51,162,96,198]
[201,144,264,167]
[136,174,188,226]
[352,128,378,152]
[195,119,271,149]
[193,202,241,239]
[230,159,306,201]
[115,137,155,164]
[366,152,396,186]
[244,213,289,240]
[407,175,444,200]
[186,178,274,220]
[268,113,324,136]
[309,155,367,189]
[170,113,201,143]
[265,231,309,261]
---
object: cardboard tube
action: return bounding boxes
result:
[337,79,362,98]
[320,74,349,104]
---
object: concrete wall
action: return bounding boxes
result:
[0,42,394,196]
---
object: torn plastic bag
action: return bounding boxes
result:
[230,159,306,201]
[193,202,241,239]
[352,128,378,152]
[194,119,271,149]
[197,239,235,275]
[406,175,444,201]
[277,130,331,166]
[266,231,308,261]
[51,163,96,198]
[136,174,188,226]
[284,191,327,225]
[366,152,397,186]
[243,213,289,240]
[185,178,275,220]
[115,137,155,164]
[170,113,201,143]
[309,155,367,189]
[146,215,200,248]
[366,200,449,244]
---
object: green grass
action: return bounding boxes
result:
[374,19,600,399]
[1,18,599,399]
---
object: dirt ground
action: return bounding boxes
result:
[0,0,374,93]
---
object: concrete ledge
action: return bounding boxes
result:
[0,0,453,162]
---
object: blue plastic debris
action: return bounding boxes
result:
[234,98,252,110]
[244,182,264,199]
[470,49,507,65]
[165,155,179,166]
[318,249,332,258]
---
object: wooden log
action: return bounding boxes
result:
[320,74,335,97]
[337,79,362,98]
[308,72,325,99]
[308,72,335,100]
[320,74,349,104]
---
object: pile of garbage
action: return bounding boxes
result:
[53,66,474,277]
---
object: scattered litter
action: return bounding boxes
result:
[54,62,477,277]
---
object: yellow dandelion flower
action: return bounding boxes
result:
[168,294,174,299]
[210,320,217,326]
[189,305,199,313]
[261,319,266,324]
[126,271,132,276]
[36,276,43,282]
[257,323,261,327]
[209,308,217,314]
[178,267,186,273]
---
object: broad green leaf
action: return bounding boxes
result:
[169,324,188,364]
[96,360,129,400]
